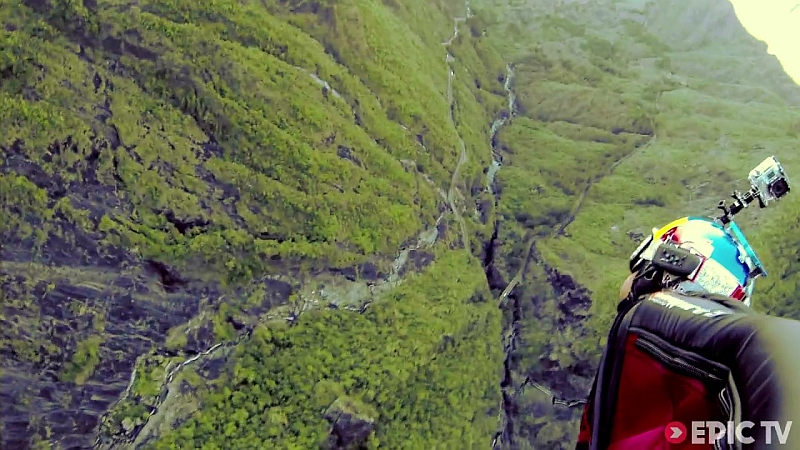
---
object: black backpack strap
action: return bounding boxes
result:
[618,264,665,313]
[578,265,663,450]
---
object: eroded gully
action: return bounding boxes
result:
[442,8,524,443]
[98,203,448,448]
[490,89,665,448]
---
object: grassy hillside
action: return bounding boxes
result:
[474,0,800,447]
[1,0,509,448]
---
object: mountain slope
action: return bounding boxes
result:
[3,0,800,449]
[1,0,511,448]
[471,0,800,447]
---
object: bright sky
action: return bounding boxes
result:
[729,0,800,84]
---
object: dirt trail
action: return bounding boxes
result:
[556,91,663,236]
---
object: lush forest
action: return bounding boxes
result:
[2,0,800,448]
[147,250,502,449]
[2,0,510,447]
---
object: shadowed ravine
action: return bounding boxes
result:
[441,3,594,446]
[487,96,662,449]
[439,4,529,444]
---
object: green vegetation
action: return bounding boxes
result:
[5,0,426,278]
[2,0,509,448]
[60,335,104,385]
[4,0,800,448]
[149,250,502,449]
[473,0,800,446]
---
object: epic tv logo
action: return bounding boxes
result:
[665,421,793,445]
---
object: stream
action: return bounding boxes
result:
[442,2,524,447]
[488,64,519,449]
[487,65,516,194]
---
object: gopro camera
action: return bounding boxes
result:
[715,155,791,224]
[749,156,790,207]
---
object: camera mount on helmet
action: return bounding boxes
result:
[712,156,790,279]
[716,156,790,225]
[627,156,791,296]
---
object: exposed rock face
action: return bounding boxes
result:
[0,270,213,449]
[323,396,377,449]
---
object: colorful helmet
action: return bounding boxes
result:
[628,216,766,306]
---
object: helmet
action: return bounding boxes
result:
[628,216,766,306]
